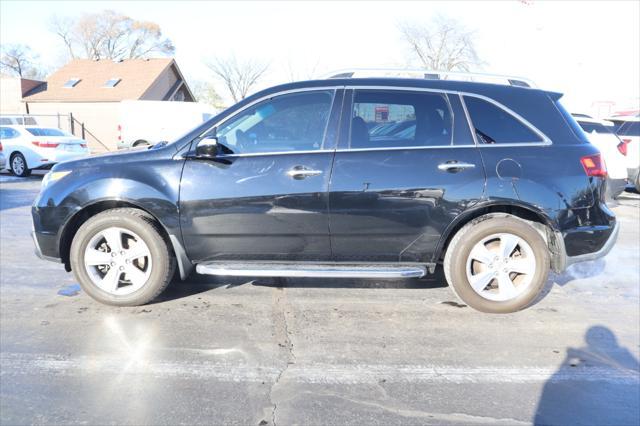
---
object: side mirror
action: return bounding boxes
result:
[196,136,219,158]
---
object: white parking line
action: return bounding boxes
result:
[2,352,638,384]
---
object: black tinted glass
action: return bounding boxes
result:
[464,96,542,144]
[350,90,452,148]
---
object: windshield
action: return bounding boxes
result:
[578,121,614,135]
[618,121,640,137]
[26,128,68,137]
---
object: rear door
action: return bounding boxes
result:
[328,88,486,263]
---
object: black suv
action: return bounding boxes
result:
[32,76,618,313]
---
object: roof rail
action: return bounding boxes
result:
[321,68,537,88]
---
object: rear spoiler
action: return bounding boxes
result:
[546,91,564,101]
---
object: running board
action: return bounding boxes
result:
[195,262,429,279]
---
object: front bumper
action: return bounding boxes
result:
[32,230,61,263]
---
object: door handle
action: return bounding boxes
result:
[287,167,323,179]
[437,161,476,172]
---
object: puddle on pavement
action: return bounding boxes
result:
[58,283,81,297]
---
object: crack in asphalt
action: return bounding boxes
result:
[268,286,295,426]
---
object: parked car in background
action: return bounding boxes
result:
[0,126,90,177]
[614,118,640,191]
[32,72,618,313]
[573,116,628,198]
[0,141,5,170]
[0,115,38,126]
[116,101,218,149]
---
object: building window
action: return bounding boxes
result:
[103,78,121,88]
[63,78,81,88]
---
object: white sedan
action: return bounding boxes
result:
[574,117,628,199]
[0,126,90,177]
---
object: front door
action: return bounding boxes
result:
[180,89,343,262]
[328,88,486,263]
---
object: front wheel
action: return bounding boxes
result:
[443,215,550,313]
[70,208,176,306]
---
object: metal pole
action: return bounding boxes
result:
[82,122,85,140]
[70,113,75,135]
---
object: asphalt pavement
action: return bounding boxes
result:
[1,173,639,425]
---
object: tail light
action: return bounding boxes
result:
[581,153,607,178]
[0,142,3,152]
[80,144,87,148]
[32,141,60,148]
[617,138,631,156]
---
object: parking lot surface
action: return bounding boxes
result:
[1,174,639,425]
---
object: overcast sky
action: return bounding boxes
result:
[1,0,639,113]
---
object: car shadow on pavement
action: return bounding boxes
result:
[534,325,640,426]
[156,268,449,303]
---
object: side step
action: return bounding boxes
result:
[195,262,429,279]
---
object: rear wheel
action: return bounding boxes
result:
[443,215,550,313]
[70,208,175,306]
[10,152,31,177]
[133,140,149,147]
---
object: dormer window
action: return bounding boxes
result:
[63,78,81,88]
[103,78,121,88]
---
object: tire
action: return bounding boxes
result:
[133,140,149,147]
[443,214,550,313]
[70,208,176,306]
[10,152,31,177]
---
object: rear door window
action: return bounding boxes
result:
[350,90,453,148]
[464,96,543,144]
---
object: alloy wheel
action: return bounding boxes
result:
[465,232,537,302]
[12,155,24,176]
[83,226,152,295]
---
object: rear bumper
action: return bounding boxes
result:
[552,221,619,272]
[565,221,619,266]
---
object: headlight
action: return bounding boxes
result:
[42,170,71,188]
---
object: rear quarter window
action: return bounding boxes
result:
[463,96,543,144]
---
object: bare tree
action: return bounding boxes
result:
[190,80,225,108]
[205,55,269,103]
[285,56,323,83]
[0,44,46,79]
[398,16,482,72]
[49,10,174,61]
